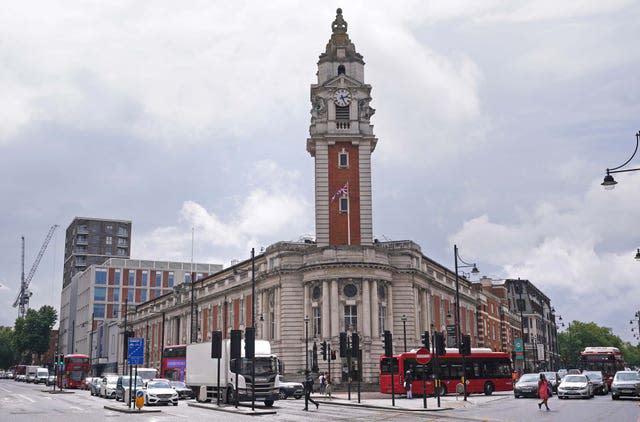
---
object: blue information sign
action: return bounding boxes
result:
[128,337,144,365]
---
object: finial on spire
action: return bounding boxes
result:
[332,8,348,34]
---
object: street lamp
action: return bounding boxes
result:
[453,245,479,348]
[304,315,310,411]
[630,311,640,344]
[517,284,527,372]
[601,131,640,189]
[635,249,640,261]
[401,314,407,352]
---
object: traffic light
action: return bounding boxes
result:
[331,350,337,360]
[421,331,430,350]
[435,332,446,356]
[211,331,222,359]
[339,332,347,357]
[245,327,255,359]
[459,334,471,356]
[230,329,242,359]
[383,330,393,357]
[321,341,327,360]
[351,333,359,358]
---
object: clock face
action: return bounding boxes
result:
[334,89,351,107]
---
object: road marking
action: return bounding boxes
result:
[17,394,36,403]
[0,385,11,392]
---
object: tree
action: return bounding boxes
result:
[558,321,626,368]
[13,305,57,364]
[0,326,19,369]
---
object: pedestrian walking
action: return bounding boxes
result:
[318,372,326,395]
[537,373,550,411]
[303,371,319,410]
[325,373,332,397]
[404,369,414,399]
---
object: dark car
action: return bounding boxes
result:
[583,371,608,395]
[514,373,540,398]
[170,381,195,399]
[611,371,640,400]
[277,375,304,400]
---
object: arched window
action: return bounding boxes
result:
[338,64,345,75]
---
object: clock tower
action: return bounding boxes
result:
[307,8,377,247]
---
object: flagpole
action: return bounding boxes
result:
[346,181,351,245]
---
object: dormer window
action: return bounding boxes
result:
[339,149,349,168]
[338,64,345,75]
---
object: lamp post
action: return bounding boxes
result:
[304,315,309,411]
[601,131,640,189]
[453,244,479,349]
[635,249,640,261]
[517,285,527,373]
[401,314,407,352]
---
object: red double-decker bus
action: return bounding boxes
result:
[61,354,90,389]
[380,348,513,396]
[161,345,186,381]
[579,347,624,388]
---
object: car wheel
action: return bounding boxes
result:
[278,390,287,400]
[436,385,447,396]
[293,394,303,400]
[612,394,618,400]
[514,394,519,398]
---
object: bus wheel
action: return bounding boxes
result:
[226,387,235,404]
[483,382,494,396]
[437,385,447,396]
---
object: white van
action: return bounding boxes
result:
[35,368,49,384]
[25,366,38,383]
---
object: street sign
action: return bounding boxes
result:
[416,347,429,364]
[127,337,144,365]
[515,351,524,361]
[514,338,523,352]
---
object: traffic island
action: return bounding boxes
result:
[188,402,277,416]
[103,404,162,414]
[46,389,75,394]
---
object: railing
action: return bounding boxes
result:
[336,120,350,129]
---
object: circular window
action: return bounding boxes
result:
[312,286,322,300]
[343,284,357,297]
[378,285,386,299]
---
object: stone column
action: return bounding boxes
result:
[330,279,339,338]
[275,287,282,340]
[386,283,393,342]
[322,280,330,338]
[362,279,371,339]
[422,289,429,334]
[371,280,379,337]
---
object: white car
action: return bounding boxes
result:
[143,379,179,406]
[100,375,119,398]
[557,374,594,399]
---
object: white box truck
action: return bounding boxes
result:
[186,339,279,407]
[25,365,39,383]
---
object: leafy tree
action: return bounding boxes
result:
[0,326,19,369]
[558,320,628,368]
[12,305,57,364]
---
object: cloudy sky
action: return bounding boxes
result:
[1,1,639,343]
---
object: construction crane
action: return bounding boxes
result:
[13,224,58,318]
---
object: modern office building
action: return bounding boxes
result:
[63,217,132,288]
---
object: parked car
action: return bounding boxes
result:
[582,370,608,395]
[557,374,594,399]
[115,375,144,402]
[88,377,102,396]
[541,372,561,392]
[46,375,57,386]
[557,369,568,380]
[514,373,541,398]
[143,379,179,406]
[610,370,640,400]
[169,381,195,399]
[277,375,304,400]
[99,375,119,399]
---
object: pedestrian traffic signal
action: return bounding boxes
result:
[321,341,327,360]
[421,331,430,350]
[245,327,255,359]
[339,332,347,357]
[351,333,359,358]
[435,332,446,356]
[383,330,393,357]
[211,331,222,359]
[459,334,471,356]
[331,350,337,360]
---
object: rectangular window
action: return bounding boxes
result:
[93,303,105,318]
[140,289,147,303]
[168,272,174,288]
[95,269,107,285]
[128,271,135,286]
[344,305,357,330]
[114,270,121,286]
[229,302,234,329]
[94,287,106,301]
[127,289,134,302]
[155,289,161,298]
[339,151,348,168]
[155,272,162,288]
[312,307,321,337]
[270,310,276,339]
[105,224,113,233]
[105,236,112,245]
[141,271,148,286]
[112,288,120,302]
[240,298,245,325]
[379,304,386,335]
[184,273,192,284]
[339,197,348,213]
[118,227,128,236]
[117,248,127,256]
[217,306,222,332]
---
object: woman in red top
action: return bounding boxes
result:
[537,373,550,411]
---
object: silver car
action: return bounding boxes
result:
[557,374,593,399]
[99,375,119,398]
[610,371,640,400]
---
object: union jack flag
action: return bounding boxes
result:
[331,182,349,202]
